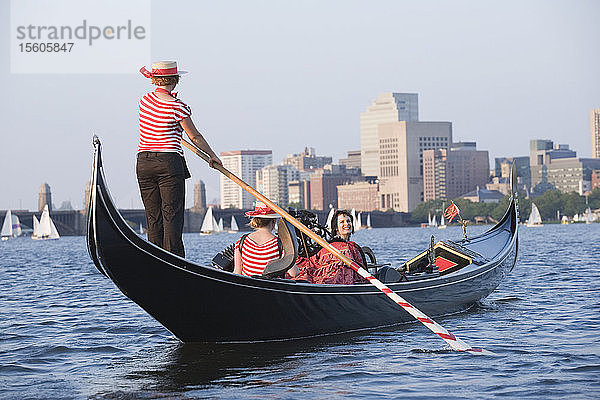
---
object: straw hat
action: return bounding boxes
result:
[245,202,280,218]
[139,61,188,78]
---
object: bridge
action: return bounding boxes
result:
[1,208,407,237]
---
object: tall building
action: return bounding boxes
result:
[288,180,310,208]
[544,157,600,194]
[360,93,419,176]
[592,108,600,158]
[494,156,531,188]
[309,166,362,210]
[39,182,52,212]
[339,150,362,171]
[423,143,489,201]
[377,121,452,212]
[256,164,300,208]
[193,180,206,210]
[530,140,576,188]
[282,147,332,171]
[220,150,272,209]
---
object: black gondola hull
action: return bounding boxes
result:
[87,139,518,342]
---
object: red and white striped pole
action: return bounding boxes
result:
[182,138,494,355]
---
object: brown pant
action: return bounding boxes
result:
[136,152,188,257]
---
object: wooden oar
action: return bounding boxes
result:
[182,138,494,355]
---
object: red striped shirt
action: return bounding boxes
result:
[236,236,280,277]
[138,91,192,155]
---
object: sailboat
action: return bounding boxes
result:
[139,223,144,235]
[526,203,543,227]
[325,205,335,231]
[584,196,594,224]
[217,218,224,232]
[438,213,447,229]
[33,215,40,237]
[427,212,437,228]
[32,205,60,240]
[229,215,239,233]
[200,207,218,235]
[366,213,372,229]
[1,210,22,240]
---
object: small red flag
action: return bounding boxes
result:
[444,202,460,223]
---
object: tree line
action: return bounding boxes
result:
[410,188,600,224]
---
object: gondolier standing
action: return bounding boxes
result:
[137,61,221,257]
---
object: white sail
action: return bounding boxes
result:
[34,205,60,239]
[584,207,593,224]
[428,212,432,226]
[230,215,239,232]
[438,213,447,229]
[33,215,40,237]
[200,207,216,233]
[366,213,372,229]
[12,214,22,237]
[526,203,542,227]
[139,223,144,234]
[218,218,224,232]
[325,206,335,231]
[49,218,60,239]
[1,210,13,238]
[358,212,363,229]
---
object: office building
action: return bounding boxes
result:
[423,143,489,201]
[309,166,362,210]
[288,180,310,209]
[220,150,272,209]
[360,93,419,176]
[544,157,600,194]
[494,156,531,189]
[592,170,600,191]
[592,109,600,158]
[283,147,332,171]
[339,150,362,171]
[256,164,300,208]
[377,121,452,212]
[337,181,379,211]
[530,140,576,188]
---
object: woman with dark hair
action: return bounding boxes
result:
[294,209,367,284]
[137,61,221,258]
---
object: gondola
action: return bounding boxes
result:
[87,138,519,343]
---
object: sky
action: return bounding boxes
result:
[1,0,599,211]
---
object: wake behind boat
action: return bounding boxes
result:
[87,138,518,343]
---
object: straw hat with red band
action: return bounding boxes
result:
[139,61,188,78]
[245,202,280,219]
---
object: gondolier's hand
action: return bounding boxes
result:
[208,155,222,169]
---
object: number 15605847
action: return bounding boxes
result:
[19,42,74,52]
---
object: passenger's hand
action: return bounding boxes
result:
[208,156,222,169]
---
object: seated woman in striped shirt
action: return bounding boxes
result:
[233,203,299,278]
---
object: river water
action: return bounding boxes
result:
[1,223,599,399]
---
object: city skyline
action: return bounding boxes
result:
[1,1,599,210]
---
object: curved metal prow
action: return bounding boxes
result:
[86,136,108,277]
